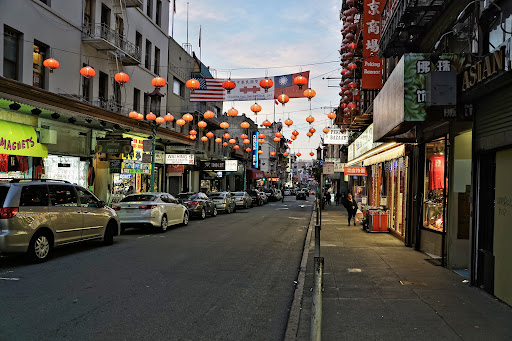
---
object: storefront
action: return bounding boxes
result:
[0,119,48,179]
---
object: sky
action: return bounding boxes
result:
[169,0,341,160]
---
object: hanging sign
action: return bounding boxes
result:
[252,131,259,168]
[362,0,384,89]
[344,166,367,176]
[165,154,195,165]
[324,128,349,145]
[323,162,335,175]
[199,160,225,170]
[334,163,346,173]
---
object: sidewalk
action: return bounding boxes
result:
[294,205,512,341]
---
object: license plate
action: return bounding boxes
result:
[126,208,135,213]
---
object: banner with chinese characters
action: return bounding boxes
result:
[344,166,367,176]
[362,0,384,89]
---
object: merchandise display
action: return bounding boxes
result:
[423,140,448,233]
[423,201,444,231]
[0,154,30,179]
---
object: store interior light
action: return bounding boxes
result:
[345,142,398,166]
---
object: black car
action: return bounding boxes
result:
[247,189,263,206]
[296,191,307,200]
[177,192,217,219]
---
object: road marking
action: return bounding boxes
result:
[276,208,289,210]
[299,205,313,208]
[0,277,20,281]
[347,268,362,273]
[289,217,305,220]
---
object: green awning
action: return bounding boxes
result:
[0,120,48,157]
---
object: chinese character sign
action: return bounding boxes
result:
[362,0,384,89]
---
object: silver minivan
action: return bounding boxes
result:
[0,179,120,262]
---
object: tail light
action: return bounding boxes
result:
[0,207,19,219]
[112,206,121,211]
[139,205,157,210]
[188,201,199,206]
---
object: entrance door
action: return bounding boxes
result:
[493,149,512,306]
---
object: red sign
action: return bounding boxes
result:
[362,0,384,89]
[167,165,184,174]
[344,166,367,176]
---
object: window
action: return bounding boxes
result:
[98,71,108,106]
[156,0,162,26]
[49,185,78,207]
[84,0,92,25]
[33,40,48,89]
[146,0,153,18]
[113,81,121,109]
[115,15,124,37]
[173,78,184,96]
[135,31,142,56]
[133,88,140,112]
[154,46,160,74]
[82,63,91,101]
[3,26,21,80]
[77,187,99,207]
[20,185,49,207]
[145,39,152,69]
[101,4,111,27]
[143,92,149,114]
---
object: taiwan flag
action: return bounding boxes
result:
[273,71,310,99]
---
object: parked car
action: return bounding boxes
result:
[113,192,188,233]
[258,191,268,204]
[247,189,263,206]
[296,191,307,200]
[283,189,291,196]
[264,188,283,202]
[231,192,253,208]
[301,188,310,197]
[177,192,217,219]
[208,192,236,213]
[0,179,120,262]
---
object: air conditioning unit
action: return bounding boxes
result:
[39,128,57,144]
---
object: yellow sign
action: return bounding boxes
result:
[0,120,48,157]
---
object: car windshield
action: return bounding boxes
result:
[177,193,198,200]
[232,192,245,196]
[247,190,257,195]
[120,194,156,202]
[0,186,9,206]
[209,193,225,198]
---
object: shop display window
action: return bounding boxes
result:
[423,138,448,232]
[0,154,30,178]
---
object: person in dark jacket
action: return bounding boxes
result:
[343,193,358,226]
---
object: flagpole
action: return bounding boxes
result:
[171,0,175,37]
[199,25,202,61]
[186,2,189,45]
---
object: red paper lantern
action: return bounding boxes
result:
[43,58,59,73]
[186,79,200,91]
[307,132,313,137]
[304,88,316,101]
[240,133,248,139]
[198,120,207,128]
[128,111,138,119]
[347,63,357,70]
[284,119,293,126]
[155,117,165,124]
[258,150,263,155]
[229,139,236,144]
[262,120,272,127]
[245,148,251,153]
[259,78,274,92]
[243,139,250,144]
[115,72,129,85]
[220,122,229,129]
[176,119,186,126]
[283,152,289,157]
[222,79,236,93]
[215,137,222,143]
[182,113,193,122]
[189,130,197,136]
[309,128,316,133]
[201,136,208,142]
[206,132,214,138]
[227,107,239,117]
[189,135,197,140]
[234,145,240,150]
[293,75,308,89]
[310,152,315,156]
[204,110,215,119]
[258,139,265,143]
[291,135,297,140]
[258,133,265,139]
[348,102,357,110]
[270,152,276,156]
[164,113,174,121]
[348,42,357,49]
[240,121,250,129]
[297,153,302,157]
[275,132,283,138]
[80,66,96,78]
[223,133,231,139]
[251,103,262,114]
[146,112,156,121]
[273,137,281,142]
[277,93,289,106]
[306,115,315,124]
[292,130,299,136]
[323,128,330,134]
[223,142,228,147]
[152,76,166,88]
[328,112,337,119]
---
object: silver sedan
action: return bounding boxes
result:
[113,193,189,233]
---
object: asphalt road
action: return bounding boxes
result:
[0,196,313,341]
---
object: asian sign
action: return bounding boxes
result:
[362,0,384,89]
[348,124,381,161]
[200,160,225,170]
[323,162,335,175]
[165,154,195,165]
[344,166,367,176]
[334,163,345,173]
[252,131,259,168]
[224,160,238,172]
[324,128,349,145]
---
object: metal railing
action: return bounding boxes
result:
[82,23,141,62]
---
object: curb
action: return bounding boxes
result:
[283,202,316,341]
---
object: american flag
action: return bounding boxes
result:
[189,78,225,102]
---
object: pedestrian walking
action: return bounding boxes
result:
[343,193,358,226]
[125,185,135,196]
[335,192,341,206]
[326,191,331,205]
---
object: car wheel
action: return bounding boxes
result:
[200,207,206,220]
[159,215,168,232]
[212,207,217,217]
[182,212,189,226]
[27,230,52,263]
[103,222,115,245]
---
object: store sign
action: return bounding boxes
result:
[323,162,335,175]
[252,131,259,168]
[167,165,184,174]
[224,160,238,172]
[0,120,48,157]
[154,151,165,164]
[109,159,122,173]
[344,166,367,176]
[96,138,133,154]
[121,168,151,174]
[200,160,225,170]
[349,124,381,161]
[165,154,195,165]
[324,128,349,145]
[362,0,384,89]
[334,163,345,173]
[462,44,506,93]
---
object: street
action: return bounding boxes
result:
[0,197,312,341]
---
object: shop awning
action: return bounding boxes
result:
[0,120,48,157]
[247,168,264,180]
[346,143,403,167]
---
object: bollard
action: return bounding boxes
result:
[314,224,321,258]
[310,257,324,341]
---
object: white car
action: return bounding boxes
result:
[113,192,189,233]
[283,189,291,196]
